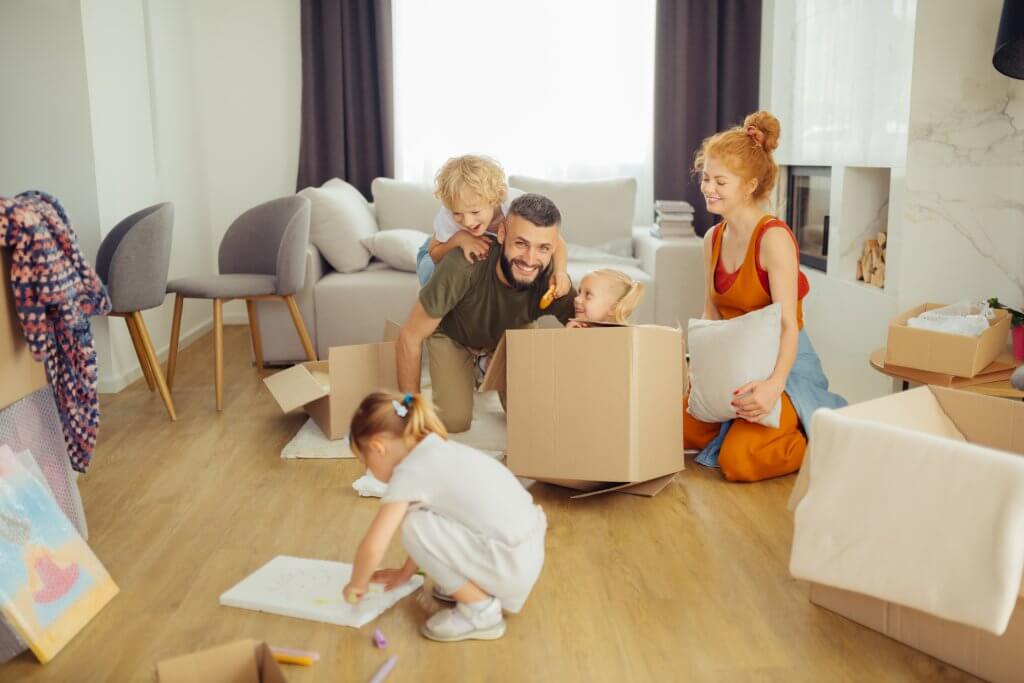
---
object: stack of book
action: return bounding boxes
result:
[652,200,695,239]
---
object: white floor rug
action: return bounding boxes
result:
[280,419,354,459]
[220,555,423,629]
[279,372,508,461]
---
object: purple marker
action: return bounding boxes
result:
[372,628,388,648]
[368,655,398,683]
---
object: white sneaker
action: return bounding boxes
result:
[421,599,506,642]
[432,585,456,603]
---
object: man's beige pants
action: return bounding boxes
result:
[426,331,507,433]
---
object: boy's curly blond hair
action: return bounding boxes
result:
[433,155,508,210]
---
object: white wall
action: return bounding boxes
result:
[764,0,1023,405]
[898,0,1024,313]
[0,0,102,255]
[1,0,303,393]
[764,0,917,403]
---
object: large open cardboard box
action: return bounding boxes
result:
[885,303,1010,377]
[263,323,399,440]
[790,387,1024,682]
[157,639,287,683]
[480,325,685,497]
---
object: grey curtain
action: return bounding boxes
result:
[654,0,762,236]
[297,0,394,198]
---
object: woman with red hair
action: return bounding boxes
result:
[684,112,846,482]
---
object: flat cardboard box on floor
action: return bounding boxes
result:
[481,324,685,496]
[791,387,1024,683]
[885,303,1010,377]
[157,639,287,683]
[263,322,399,439]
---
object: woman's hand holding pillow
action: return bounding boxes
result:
[732,377,783,423]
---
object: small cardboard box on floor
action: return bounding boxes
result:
[157,639,287,683]
[789,386,1024,683]
[885,303,1010,377]
[263,322,400,440]
[480,324,685,497]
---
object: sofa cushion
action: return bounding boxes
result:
[371,178,442,231]
[509,175,636,247]
[686,303,783,429]
[360,229,430,272]
[298,178,377,273]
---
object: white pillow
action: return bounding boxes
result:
[686,303,783,428]
[360,229,430,272]
[508,175,636,247]
[370,178,441,231]
[298,178,378,273]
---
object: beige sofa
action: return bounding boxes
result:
[256,176,704,363]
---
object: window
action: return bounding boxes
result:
[391,0,656,223]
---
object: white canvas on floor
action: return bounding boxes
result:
[220,555,423,628]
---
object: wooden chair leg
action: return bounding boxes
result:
[166,294,184,390]
[246,299,264,372]
[213,299,224,412]
[284,295,316,361]
[131,311,177,421]
[124,316,156,391]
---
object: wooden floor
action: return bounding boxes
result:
[4,326,977,682]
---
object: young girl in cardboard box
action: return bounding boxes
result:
[342,392,546,642]
[567,268,645,326]
[685,111,846,482]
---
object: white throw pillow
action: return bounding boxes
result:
[370,178,441,231]
[508,175,636,247]
[360,229,430,272]
[298,178,378,273]
[686,303,783,428]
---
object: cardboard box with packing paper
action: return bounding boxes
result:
[157,639,287,683]
[480,324,685,497]
[789,387,1024,683]
[263,323,399,439]
[885,303,1010,377]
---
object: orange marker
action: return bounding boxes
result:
[539,284,556,310]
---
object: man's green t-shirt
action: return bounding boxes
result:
[419,237,576,350]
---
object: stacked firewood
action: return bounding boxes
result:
[857,232,886,288]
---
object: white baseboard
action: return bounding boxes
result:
[98,318,214,394]
[223,311,248,325]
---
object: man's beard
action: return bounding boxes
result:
[499,248,543,291]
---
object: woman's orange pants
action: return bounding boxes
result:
[683,393,807,482]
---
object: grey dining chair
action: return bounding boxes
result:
[165,196,314,411]
[95,202,177,420]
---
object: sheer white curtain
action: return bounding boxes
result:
[392,0,656,224]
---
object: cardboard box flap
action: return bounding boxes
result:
[327,341,398,435]
[569,472,678,499]
[479,335,508,393]
[788,388,966,512]
[383,320,401,343]
[157,639,279,683]
[263,363,330,413]
[834,386,966,442]
[931,386,1024,456]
